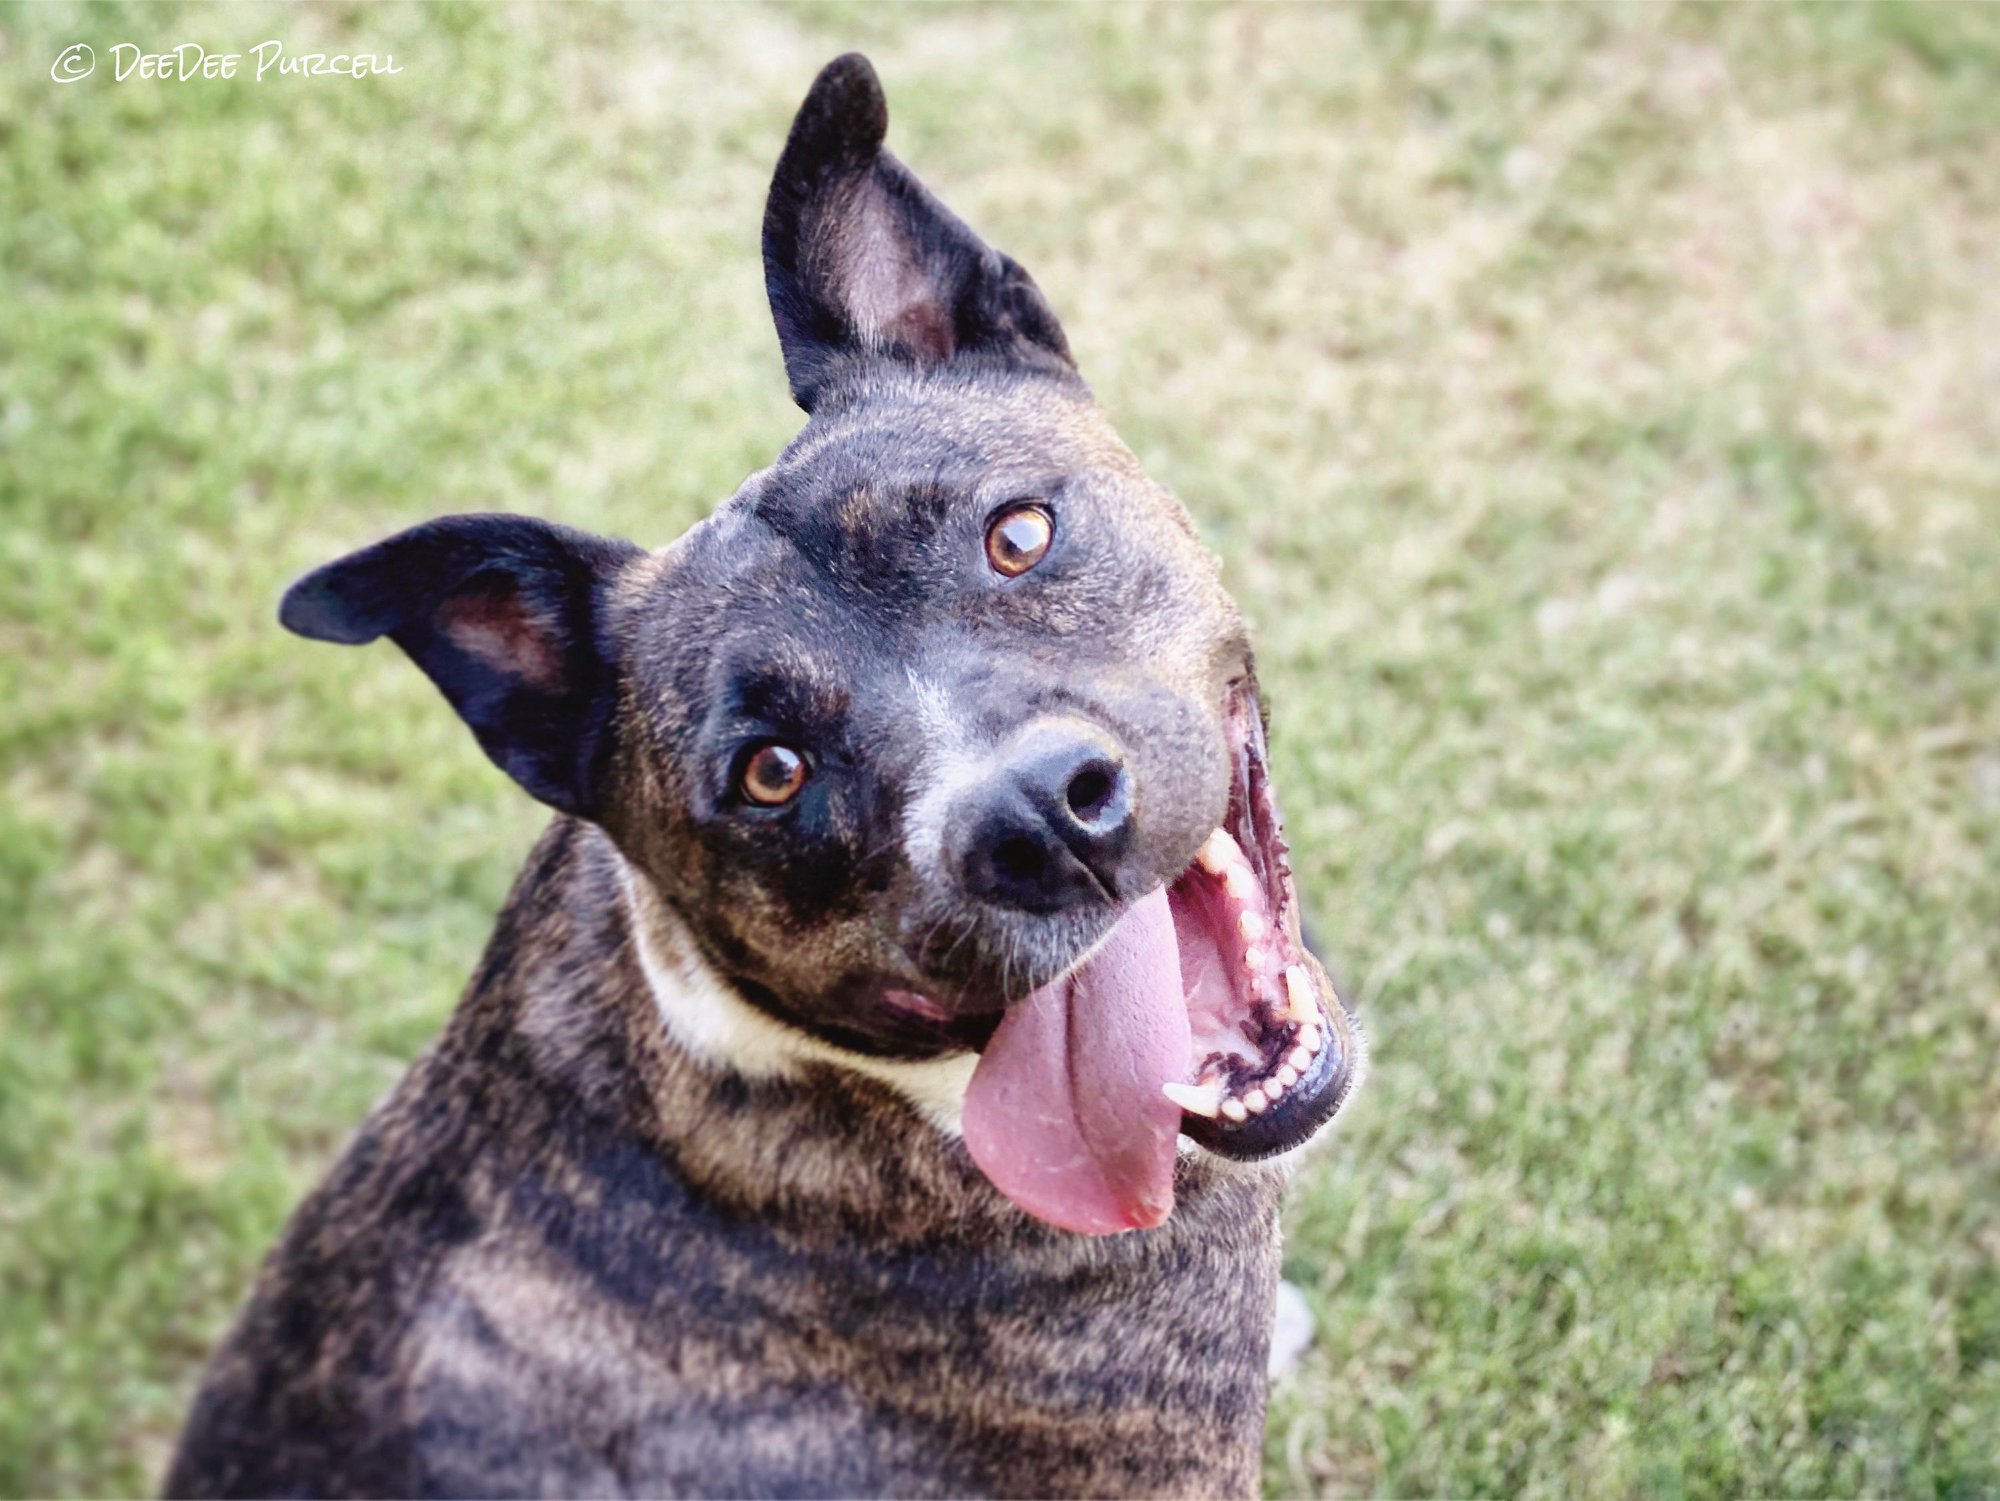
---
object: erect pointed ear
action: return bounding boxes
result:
[279,514,645,819]
[762,53,1077,412]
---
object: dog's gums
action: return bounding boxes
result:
[1165,687,1361,1158]
[1168,829,1329,1121]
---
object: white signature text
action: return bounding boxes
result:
[59,40,404,84]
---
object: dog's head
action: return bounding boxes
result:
[281,55,1361,1235]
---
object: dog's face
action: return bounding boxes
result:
[282,56,1360,1236]
[609,374,1242,1055]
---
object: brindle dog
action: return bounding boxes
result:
[167,54,1364,1500]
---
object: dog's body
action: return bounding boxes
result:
[170,823,1283,1497]
[169,55,1359,1499]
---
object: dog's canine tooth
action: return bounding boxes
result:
[1161,1081,1224,1118]
[1196,829,1240,874]
[1242,1087,1269,1115]
[1237,910,1268,942]
[1222,864,1257,900]
[1219,1097,1249,1124]
[1282,965,1317,1025]
[1275,1063,1300,1088]
[1287,1045,1313,1072]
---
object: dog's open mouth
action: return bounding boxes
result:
[958,686,1363,1234]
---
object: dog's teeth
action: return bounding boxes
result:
[1276,1064,1299,1088]
[1283,965,1318,1025]
[1297,1023,1322,1055]
[1219,1097,1249,1124]
[1243,1087,1269,1114]
[1262,1075,1286,1100]
[1161,1081,1224,1118]
[1223,864,1258,900]
[1196,829,1240,874]
[1241,943,1269,975]
[1237,910,1269,942]
[1287,1045,1313,1072]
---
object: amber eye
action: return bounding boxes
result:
[740,743,808,806]
[986,504,1053,577]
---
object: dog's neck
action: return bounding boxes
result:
[482,819,1038,1245]
[477,819,1280,1254]
[612,848,980,1139]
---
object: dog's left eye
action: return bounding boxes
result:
[986,504,1053,577]
[740,743,809,806]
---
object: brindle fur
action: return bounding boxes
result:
[170,825,1283,1497]
[169,54,1303,1499]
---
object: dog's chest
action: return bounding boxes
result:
[401,1144,1285,1498]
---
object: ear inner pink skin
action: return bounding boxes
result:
[434,580,565,691]
[962,886,1192,1235]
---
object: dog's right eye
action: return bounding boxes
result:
[739,743,809,806]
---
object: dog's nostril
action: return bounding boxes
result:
[1065,762,1118,825]
[992,836,1045,884]
[959,723,1133,911]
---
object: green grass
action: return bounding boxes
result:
[4,3,1999,1495]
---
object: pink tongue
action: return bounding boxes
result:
[961,887,1191,1234]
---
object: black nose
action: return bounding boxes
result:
[954,719,1135,913]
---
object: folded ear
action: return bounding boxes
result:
[279,514,645,819]
[763,53,1076,412]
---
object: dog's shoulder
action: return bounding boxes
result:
[164,822,637,1496]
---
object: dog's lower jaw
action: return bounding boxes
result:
[611,830,1301,1217]
[617,841,1358,1194]
[616,853,980,1138]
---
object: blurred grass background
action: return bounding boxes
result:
[4,2,1999,1495]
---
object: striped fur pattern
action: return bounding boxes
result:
[168,824,1286,1497]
